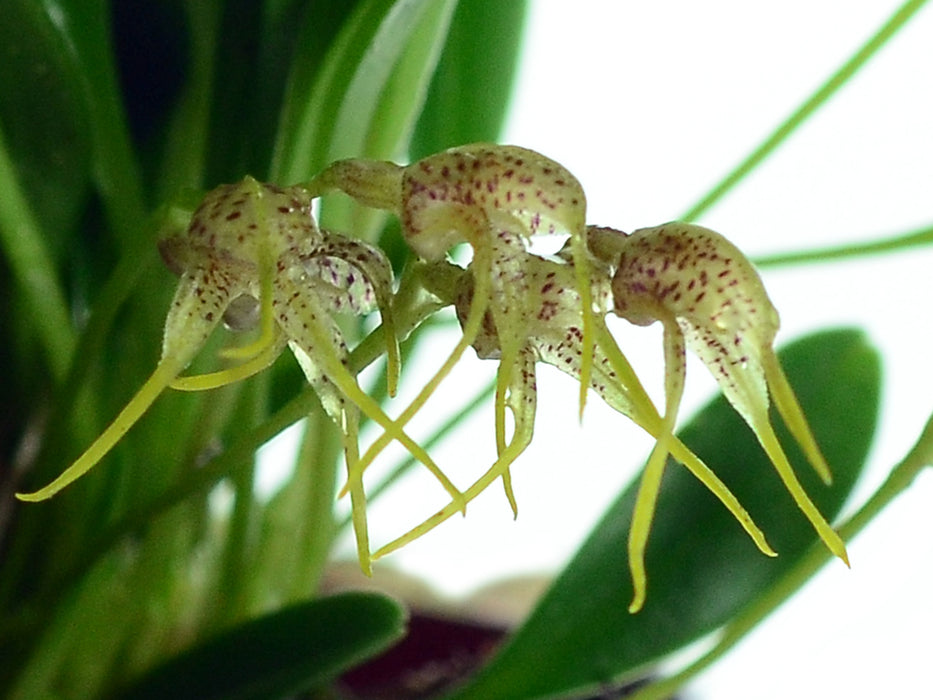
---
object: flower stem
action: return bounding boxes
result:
[681,0,929,222]
[754,223,933,269]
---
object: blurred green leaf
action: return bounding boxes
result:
[117,592,406,700]
[451,328,880,700]
[0,0,93,246]
[410,0,528,158]
[200,0,325,182]
[0,123,76,383]
[359,0,456,160]
[151,0,220,197]
[272,0,457,185]
[0,0,92,403]
[329,0,459,238]
[34,0,145,238]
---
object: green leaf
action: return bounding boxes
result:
[271,0,458,185]
[0,121,76,383]
[269,0,458,242]
[118,593,406,700]
[153,0,222,197]
[410,0,528,158]
[451,328,880,700]
[37,0,145,239]
[0,0,93,246]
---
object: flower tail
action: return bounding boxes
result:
[668,436,777,557]
[341,407,373,576]
[751,409,849,566]
[349,248,498,512]
[763,352,833,485]
[628,320,685,613]
[571,232,595,420]
[373,412,534,562]
[171,335,286,391]
[17,358,183,501]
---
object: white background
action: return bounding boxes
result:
[312,2,933,698]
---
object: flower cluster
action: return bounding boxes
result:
[18,145,847,611]
[17,176,454,571]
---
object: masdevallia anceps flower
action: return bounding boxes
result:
[590,222,848,608]
[15,176,456,573]
[371,245,776,605]
[307,144,599,508]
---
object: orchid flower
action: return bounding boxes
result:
[590,222,848,608]
[307,144,599,506]
[15,176,454,573]
[15,147,844,611]
[372,246,776,613]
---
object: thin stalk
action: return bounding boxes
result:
[681,0,929,222]
[754,223,933,268]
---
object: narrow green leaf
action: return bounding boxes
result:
[0,123,76,382]
[118,593,406,700]
[451,328,880,700]
[411,0,529,157]
[754,222,933,269]
[271,0,457,185]
[360,0,458,159]
[36,0,147,240]
[0,0,93,246]
[154,0,222,197]
[330,0,458,238]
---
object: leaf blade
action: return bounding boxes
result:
[410,0,529,157]
[271,0,456,184]
[119,593,406,700]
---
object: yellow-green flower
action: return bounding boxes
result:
[308,144,599,507]
[591,222,848,609]
[380,244,776,612]
[16,176,445,573]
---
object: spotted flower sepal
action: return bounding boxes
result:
[306,144,599,492]
[592,222,848,592]
[13,198,238,504]
[14,177,456,574]
[368,248,777,602]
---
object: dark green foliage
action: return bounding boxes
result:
[117,593,405,700]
